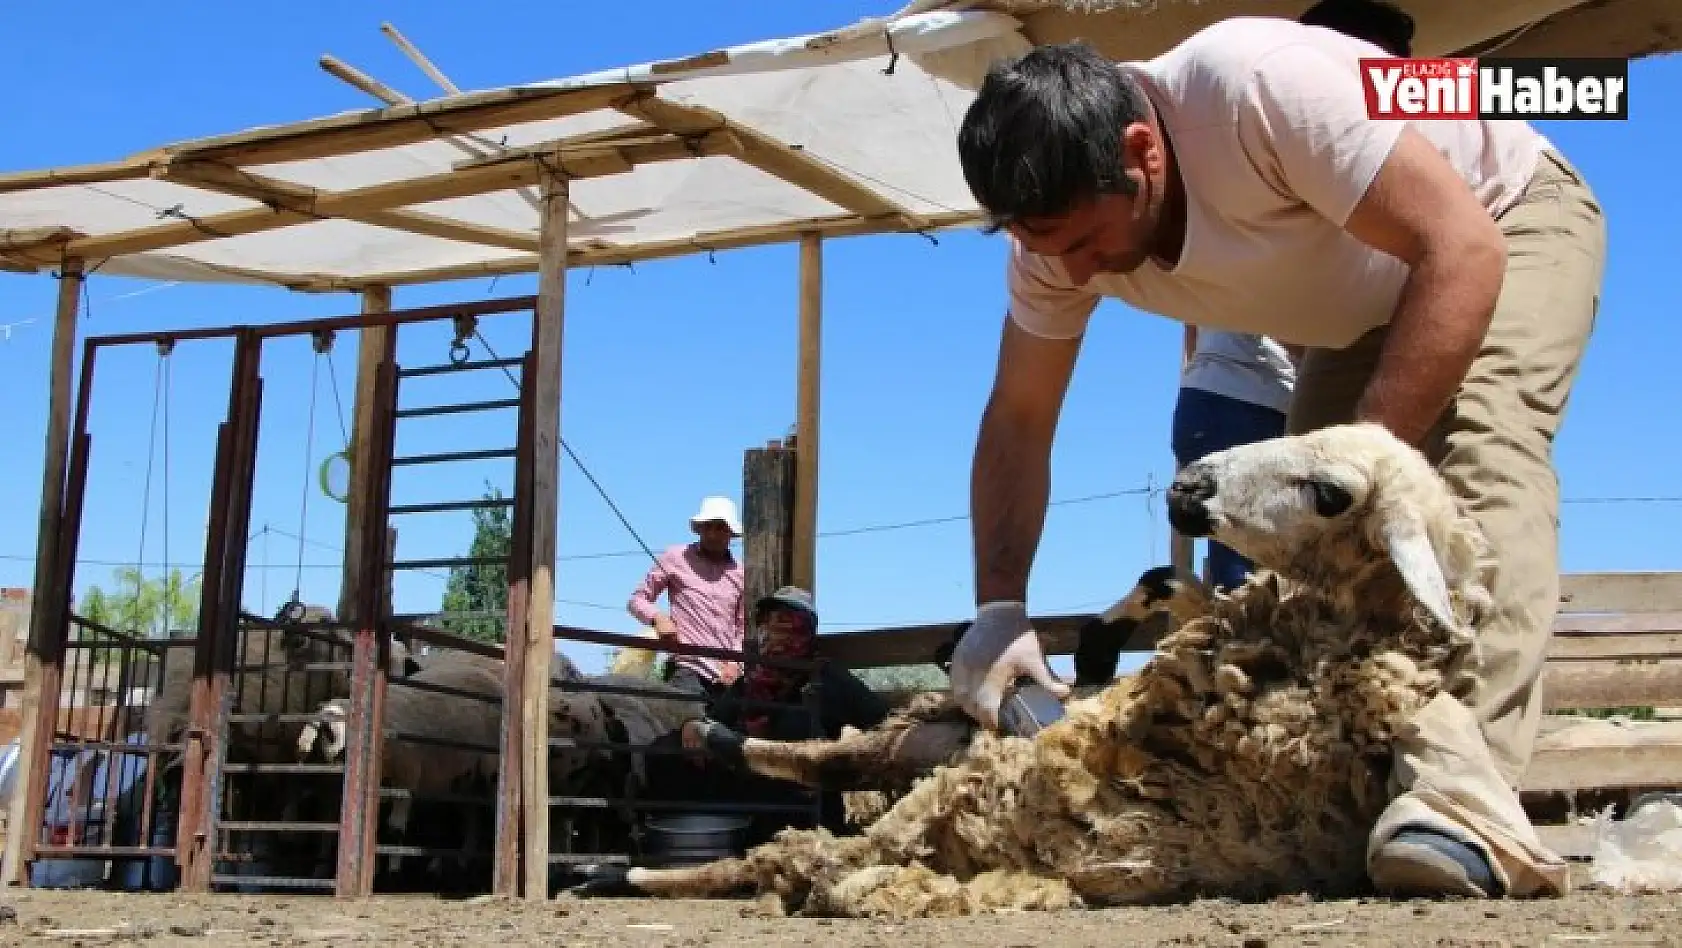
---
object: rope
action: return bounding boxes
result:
[324,343,350,448]
[294,351,321,602]
[130,349,167,637]
[161,344,173,636]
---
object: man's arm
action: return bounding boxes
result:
[1241,48,1506,446]
[1340,129,1506,445]
[972,315,1084,605]
[627,555,673,632]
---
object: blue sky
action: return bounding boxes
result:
[1,2,1678,679]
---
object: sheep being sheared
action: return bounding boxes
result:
[703,567,1203,805]
[577,422,1493,917]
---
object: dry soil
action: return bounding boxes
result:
[0,866,1676,947]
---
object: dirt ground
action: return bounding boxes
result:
[0,866,1678,948]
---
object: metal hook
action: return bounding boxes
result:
[449,313,478,364]
[310,328,335,355]
[155,338,176,358]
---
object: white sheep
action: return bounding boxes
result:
[575,423,1494,918]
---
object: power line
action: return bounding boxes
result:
[7,490,1676,574]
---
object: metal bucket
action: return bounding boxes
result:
[640,813,751,868]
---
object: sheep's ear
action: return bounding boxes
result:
[1380,508,1459,633]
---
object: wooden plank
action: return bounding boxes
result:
[520,170,568,899]
[1554,612,1682,633]
[1544,659,1682,711]
[1560,572,1682,613]
[338,287,392,622]
[1521,733,1682,793]
[791,234,821,596]
[0,159,155,196]
[165,82,643,167]
[160,163,542,254]
[818,614,1098,669]
[0,263,82,885]
[1533,822,1600,861]
[1548,632,1682,661]
[322,208,981,291]
[66,133,737,263]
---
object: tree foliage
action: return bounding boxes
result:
[853,663,948,693]
[439,483,512,644]
[76,567,201,663]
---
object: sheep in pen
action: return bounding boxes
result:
[570,423,1561,917]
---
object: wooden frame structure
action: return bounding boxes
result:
[0,15,977,894]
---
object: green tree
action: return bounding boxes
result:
[76,567,201,661]
[439,483,512,644]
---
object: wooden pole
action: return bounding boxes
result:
[519,169,568,898]
[2,261,82,886]
[338,287,392,622]
[791,234,821,595]
[1170,326,1195,578]
[742,439,796,616]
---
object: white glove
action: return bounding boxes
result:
[950,601,1071,731]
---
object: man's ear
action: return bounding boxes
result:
[1122,121,1161,177]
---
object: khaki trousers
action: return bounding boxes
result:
[1287,149,1606,897]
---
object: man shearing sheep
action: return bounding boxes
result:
[947,16,1603,900]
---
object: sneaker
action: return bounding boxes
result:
[1370,828,1500,899]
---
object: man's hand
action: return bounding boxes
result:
[949,601,1070,731]
[652,613,677,639]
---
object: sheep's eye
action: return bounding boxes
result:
[1305,477,1354,518]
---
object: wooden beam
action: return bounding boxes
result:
[320,54,411,108]
[381,22,463,96]
[0,227,88,271]
[0,159,156,197]
[1544,660,1682,712]
[617,92,922,226]
[791,234,821,595]
[0,261,83,885]
[338,287,392,621]
[165,82,645,167]
[64,133,736,263]
[158,161,542,253]
[743,439,797,621]
[520,171,568,899]
[1560,572,1682,613]
[1521,731,1682,794]
[315,208,981,291]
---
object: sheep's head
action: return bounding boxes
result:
[1166,422,1492,637]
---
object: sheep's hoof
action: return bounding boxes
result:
[566,863,637,898]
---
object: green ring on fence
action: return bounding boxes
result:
[320,450,352,503]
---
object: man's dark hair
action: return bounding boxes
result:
[956,41,1153,232]
[1298,0,1416,57]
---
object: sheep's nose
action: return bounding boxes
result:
[1166,470,1215,538]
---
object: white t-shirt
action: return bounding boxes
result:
[1006,16,1550,350]
[1183,330,1295,414]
